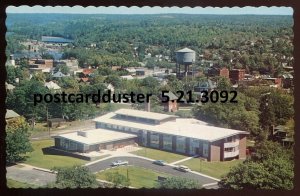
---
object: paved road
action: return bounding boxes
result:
[87,156,217,186]
[6,165,56,186]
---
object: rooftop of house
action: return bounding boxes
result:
[53,128,137,145]
[176,47,195,53]
[5,82,15,90]
[93,109,248,142]
[44,81,61,90]
[6,109,20,119]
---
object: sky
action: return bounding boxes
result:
[6,6,293,15]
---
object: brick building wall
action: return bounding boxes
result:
[239,135,247,159]
[209,140,222,161]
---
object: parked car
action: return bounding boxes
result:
[111,160,129,166]
[153,160,167,166]
[174,165,191,172]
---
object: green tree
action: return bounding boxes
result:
[6,122,33,163]
[51,166,99,188]
[105,172,130,188]
[105,75,122,89]
[157,177,200,189]
[219,141,293,190]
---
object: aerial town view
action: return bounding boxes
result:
[5,6,294,189]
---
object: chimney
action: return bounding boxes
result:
[144,99,150,112]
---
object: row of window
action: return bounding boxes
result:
[224,146,239,152]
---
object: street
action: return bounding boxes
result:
[87,156,218,186]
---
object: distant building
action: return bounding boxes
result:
[6,109,20,122]
[121,75,134,80]
[42,36,73,44]
[5,82,15,92]
[160,91,178,112]
[194,79,217,93]
[45,81,61,91]
[207,67,229,78]
[261,77,282,88]
[28,59,53,70]
[52,71,67,78]
[281,74,294,88]
[229,69,245,83]
[136,68,145,76]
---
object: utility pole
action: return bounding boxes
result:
[46,105,50,137]
[126,168,129,180]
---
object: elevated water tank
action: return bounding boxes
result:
[176,48,196,65]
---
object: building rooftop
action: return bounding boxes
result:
[94,109,248,142]
[42,36,73,43]
[54,129,137,145]
[115,109,177,121]
[45,81,61,90]
[6,109,20,119]
[176,47,195,53]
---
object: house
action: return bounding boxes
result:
[125,68,136,75]
[78,78,90,83]
[121,75,134,80]
[52,71,67,78]
[105,83,115,94]
[261,77,282,88]
[271,125,294,147]
[194,79,217,94]
[5,82,15,92]
[281,74,294,88]
[44,81,61,91]
[92,109,249,161]
[5,109,20,122]
[136,68,145,76]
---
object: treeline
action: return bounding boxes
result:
[6,14,293,75]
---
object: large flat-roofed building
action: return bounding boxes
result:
[53,129,137,152]
[93,109,249,161]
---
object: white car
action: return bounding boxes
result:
[111,160,129,166]
[174,165,191,172]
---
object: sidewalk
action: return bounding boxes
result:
[169,155,199,165]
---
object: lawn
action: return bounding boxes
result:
[96,166,172,188]
[24,140,88,169]
[178,158,244,179]
[130,147,188,163]
[7,179,38,188]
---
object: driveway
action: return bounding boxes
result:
[87,156,218,186]
[6,164,56,187]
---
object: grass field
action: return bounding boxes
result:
[178,158,244,179]
[24,140,88,169]
[130,147,188,163]
[96,166,172,188]
[7,179,38,188]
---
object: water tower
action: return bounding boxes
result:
[175,47,196,79]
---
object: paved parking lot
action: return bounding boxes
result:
[6,165,56,187]
[87,156,218,186]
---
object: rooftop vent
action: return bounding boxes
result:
[77,131,88,137]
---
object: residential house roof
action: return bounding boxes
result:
[6,109,20,119]
[45,81,61,90]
